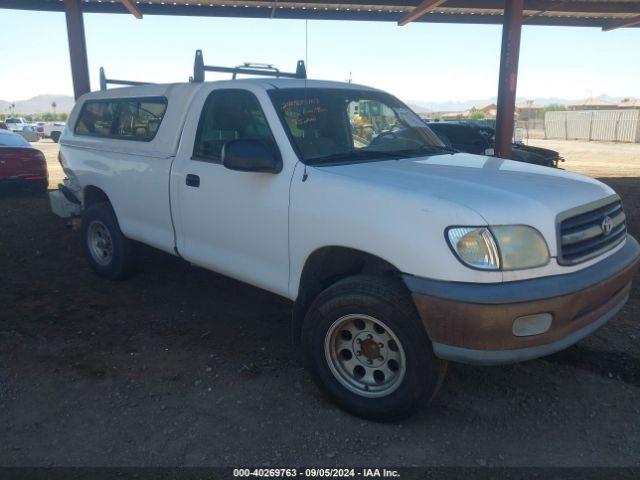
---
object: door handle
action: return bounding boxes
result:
[185,174,200,187]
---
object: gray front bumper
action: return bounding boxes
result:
[431,295,628,365]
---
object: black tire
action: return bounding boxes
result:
[31,179,48,194]
[302,275,441,420]
[81,202,134,280]
[50,131,61,143]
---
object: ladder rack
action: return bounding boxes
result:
[192,49,306,82]
[99,67,155,91]
[98,49,307,91]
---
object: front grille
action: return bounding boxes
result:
[559,199,627,265]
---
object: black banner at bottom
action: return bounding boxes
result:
[0,467,639,480]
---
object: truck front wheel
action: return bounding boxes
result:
[81,202,134,280]
[302,275,443,420]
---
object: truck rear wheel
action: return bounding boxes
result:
[50,131,61,143]
[81,202,134,280]
[302,275,442,420]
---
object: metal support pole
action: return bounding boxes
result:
[64,0,91,99]
[495,0,524,159]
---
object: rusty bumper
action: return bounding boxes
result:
[402,235,640,365]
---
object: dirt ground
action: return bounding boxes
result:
[1,139,639,467]
[528,139,640,178]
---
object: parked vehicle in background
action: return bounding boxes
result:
[427,121,563,167]
[5,117,29,128]
[0,129,48,192]
[11,125,40,142]
[0,122,8,130]
[43,122,65,143]
[8,125,40,142]
[49,59,639,420]
[510,142,564,167]
[35,122,46,138]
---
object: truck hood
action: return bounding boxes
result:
[318,153,615,254]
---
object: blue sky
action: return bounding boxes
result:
[1,8,639,103]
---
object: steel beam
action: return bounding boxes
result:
[398,0,448,26]
[121,0,143,19]
[495,0,523,159]
[63,0,91,99]
[2,1,640,27]
[4,0,640,15]
[602,14,640,31]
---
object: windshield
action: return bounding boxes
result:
[269,88,450,165]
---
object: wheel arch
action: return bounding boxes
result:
[83,185,111,209]
[292,246,403,343]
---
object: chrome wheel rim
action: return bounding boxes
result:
[87,220,113,266]
[324,314,406,398]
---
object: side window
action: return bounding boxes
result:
[75,101,118,136]
[112,99,167,141]
[193,90,275,163]
[74,97,167,141]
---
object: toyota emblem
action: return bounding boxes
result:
[601,216,613,235]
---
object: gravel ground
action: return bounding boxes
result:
[0,139,638,467]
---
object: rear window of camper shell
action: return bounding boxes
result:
[74,97,168,142]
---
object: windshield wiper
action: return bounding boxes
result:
[403,144,458,156]
[307,149,411,165]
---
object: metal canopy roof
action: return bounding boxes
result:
[2,0,640,28]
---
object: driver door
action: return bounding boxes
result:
[171,87,293,297]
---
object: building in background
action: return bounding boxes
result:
[471,103,497,118]
[516,101,544,120]
[439,103,497,120]
[568,98,616,111]
[440,110,468,120]
[618,98,640,109]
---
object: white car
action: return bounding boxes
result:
[49,70,639,419]
[12,125,40,142]
[4,117,30,128]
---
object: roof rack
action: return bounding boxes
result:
[192,49,306,82]
[99,67,155,91]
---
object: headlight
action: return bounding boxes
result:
[447,227,500,270]
[447,226,549,271]
[491,226,549,270]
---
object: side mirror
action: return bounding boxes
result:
[222,139,282,174]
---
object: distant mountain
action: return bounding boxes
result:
[405,99,483,113]
[0,95,74,115]
[404,95,625,112]
[406,103,432,114]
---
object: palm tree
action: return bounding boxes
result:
[10,103,15,114]
[51,101,57,116]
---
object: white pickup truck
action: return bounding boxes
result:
[50,61,639,419]
[43,122,65,143]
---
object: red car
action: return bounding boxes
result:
[0,129,48,192]
[35,122,46,138]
